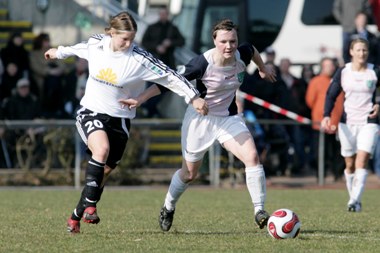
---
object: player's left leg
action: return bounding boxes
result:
[223,131,269,229]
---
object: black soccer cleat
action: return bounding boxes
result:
[348,202,362,212]
[347,203,356,212]
[159,206,175,232]
[255,210,270,229]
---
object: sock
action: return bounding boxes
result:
[164,169,189,211]
[245,165,266,214]
[344,169,355,202]
[351,168,368,204]
[71,208,81,221]
[98,186,105,202]
[71,158,105,219]
[84,158,105,205]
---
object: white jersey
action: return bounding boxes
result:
[181,42,254,116]
[56,34,199,118]
[325,63,380,125]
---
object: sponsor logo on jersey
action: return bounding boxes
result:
[150,65,164,76]
[93,68,123,88]
[237,72,245,83]
[96,68,117,84]
[366,80,375,89]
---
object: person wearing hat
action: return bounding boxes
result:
[1,78,41,120]
[264,47,276,63]
[0,78,41,168]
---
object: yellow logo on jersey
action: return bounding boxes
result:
[96,68,117,84]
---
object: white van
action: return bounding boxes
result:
[169,0,377,69]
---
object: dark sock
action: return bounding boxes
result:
[71,158,104,219]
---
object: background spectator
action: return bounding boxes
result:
[0,32,29,78]
[263,47,280,74]
[278,58,310,176]
[333,0,371,63]
[0,61,19,100]
[141,7,185,118]
[0,78,41,168]
[1,78,40,120]
[240,61,290,176]
[142,7,185,69]
[29,33,66,118]
[301,64,315,84]
[345,11,380,65]
[63,57,88,119]
[369,0,380,32]
[0,32,29,100]
[306,57,344,180]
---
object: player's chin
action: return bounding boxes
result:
[223,52,234,57]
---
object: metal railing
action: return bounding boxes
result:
[0,118,329,188]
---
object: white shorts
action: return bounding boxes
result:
[181,106,250,162]
[338,123,379,157]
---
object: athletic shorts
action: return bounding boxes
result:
[76,107,130,169]
[181,106,250,162]
[338,123,379,157]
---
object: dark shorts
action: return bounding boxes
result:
[76,107,130,169]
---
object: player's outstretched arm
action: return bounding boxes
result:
[251,46,276,83]
[44,48,58,59]
[118,84,161,110]
[258,65,277,83]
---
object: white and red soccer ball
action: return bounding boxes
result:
[267,208,301,239]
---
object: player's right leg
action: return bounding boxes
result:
[159,159,202,232]
[349,125,379,212]
[343,157,355,207]
[68,110,110,233]
[67,157,105,233]
[338,123,357,211]
[159,107,212,232]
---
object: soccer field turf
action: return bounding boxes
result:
[0,187,379,253]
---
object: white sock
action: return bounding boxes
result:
[344,169,355,202]
[245,165,266,214]
[164,169,189,211]
[351,168,368,204]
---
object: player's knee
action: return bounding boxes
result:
[183,170,198,182]
[242,151,260,166]
[91,145,110,160]
[345,161,355,172]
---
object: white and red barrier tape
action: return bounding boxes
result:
[237,90,311,124]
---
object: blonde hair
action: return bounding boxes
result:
[349,37,369,50]
[105,12,137,34]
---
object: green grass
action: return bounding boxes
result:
[0,187,379,253]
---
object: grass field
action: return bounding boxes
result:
[0,186,379,253]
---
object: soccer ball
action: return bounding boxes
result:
[267,208,301,239]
